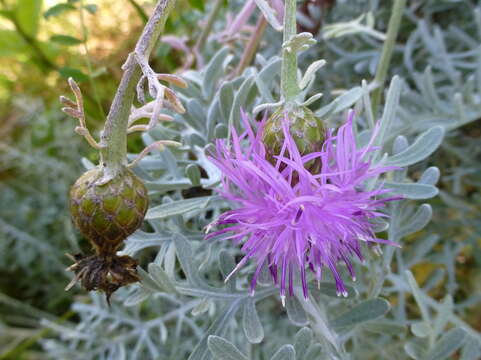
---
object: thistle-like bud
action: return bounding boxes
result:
[66,166,148,302]
[70,166,148,253]
[262,106,325,159]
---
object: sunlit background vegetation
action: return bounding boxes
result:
[0,0,202,352]
[1,0,480,359]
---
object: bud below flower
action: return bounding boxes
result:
[262,106,325,158]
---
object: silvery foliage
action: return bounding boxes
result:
[42,1,481,359]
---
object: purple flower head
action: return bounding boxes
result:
[207,110,400,302]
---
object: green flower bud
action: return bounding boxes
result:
[67,166,149,303]
[262,106,325,159]
[70,166,149,254]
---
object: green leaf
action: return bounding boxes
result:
[256,58,281,103]
[384,182,438,199]
[146,196,211,220]
[207,336,247,360]
[172,233,203,286]
[214,123,228,138]
[283,32,316,53]
[373,76,402,150]
[185,164,201,186]
[425,328,467,360]
[189,302,241,360]
[50,34,83,46]
[0,10,15,21]
[218,250,236,279]
[405,270,431,323]
[44,3,76,19]
[0,30,28,56]
[16,0,43,37]
[219,81,234,122]
[461,335,481,360]
[148,263,177,293]
[145,179,192,193]
[404,339,426,360]
[254,0,283,31]
[124,287,151,306]
[294,327,313,360]
[271,345,296,360]
[418,167,440,186]
[397,204,432,238]
[299,59,326,90]
[191,297,211,316]
[363,321,407,335]
[286,296,308,326]
[385,126,445,167]
[305,344,323,360]
[316,86,363,118]
[242,298,264,344]
[228,75,255,132]
[188,0,205,11]
[83,4,97,14]
[330,298,390,329]
[203,47,230,99]
[58,67,89,82]
[137,266,164,292]
[411,322,431,338]
[185,98,206,131]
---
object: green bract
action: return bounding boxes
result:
[70,166,148,254]
[263,106,325,158]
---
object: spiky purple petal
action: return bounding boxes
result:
[207,110,400,300]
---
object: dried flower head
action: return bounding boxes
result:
[207,110,400,302]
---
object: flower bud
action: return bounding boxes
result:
[70,166,149,254]
[67,166,149,302]
[262,106,325,158]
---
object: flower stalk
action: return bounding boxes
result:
[280,0,300,104]
[370,0,406,114]
[99,0,176,181]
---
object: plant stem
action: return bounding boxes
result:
[295,291,346,359]
[235,16,268,76]
[99,0,176,179]
[280,0,299,104]
[370,0,406,114]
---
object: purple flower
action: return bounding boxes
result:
[207,110,400,302]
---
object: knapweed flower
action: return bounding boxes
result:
[207,110,400,302]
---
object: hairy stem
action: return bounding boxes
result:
[99,0,176,179]
[235,16,268,76]
[370,0,406,114]
[295,291,347,359]
[280,0,299,103]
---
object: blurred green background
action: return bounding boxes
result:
[0,0,202,356]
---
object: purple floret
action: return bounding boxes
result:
[206,110,400,302]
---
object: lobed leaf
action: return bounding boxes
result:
[386,127,445,167]
[330,298,390,329]
[242,298,264,344]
